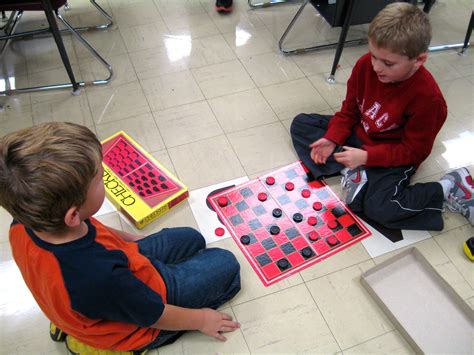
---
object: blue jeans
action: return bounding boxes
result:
[135,227,241,350]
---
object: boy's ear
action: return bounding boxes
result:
[414,52,428,69]
[64,206,82,228]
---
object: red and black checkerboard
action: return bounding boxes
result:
[209,161,371,286]
[103,137,180,205]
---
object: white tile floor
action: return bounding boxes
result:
[1,0,473,354]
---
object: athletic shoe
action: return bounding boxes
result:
[215,0,233,13]
[440,167,474,225]
[65,335,148,354]
[49,322,67,342]
[340,166,368,205]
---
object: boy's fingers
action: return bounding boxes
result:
[220,325,238,333]
[220,312,232,321]
[222,320,240,328]
[215,333,227,341]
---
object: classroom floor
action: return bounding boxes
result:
[1,0,473,354]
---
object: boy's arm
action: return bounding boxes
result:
[323,57,364,145]
[364,96,447,167]
[151,304,240,341]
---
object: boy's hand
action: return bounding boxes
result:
[198,308,241,341]
[334,146,367,169]
[309,138,336,165]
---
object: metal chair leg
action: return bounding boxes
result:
[459,11,473,55]
[56,12,113,86]
[41,0,79,92]
[0,2,113,95]
[248,0,292,9]
[278,0,366,83]
[279,0,367,55]
[0,11,22,56]
[327,0,355,84]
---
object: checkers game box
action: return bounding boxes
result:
[101,131,189,229]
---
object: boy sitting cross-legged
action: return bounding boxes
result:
[0,122,241,353]
[291,3,473,230]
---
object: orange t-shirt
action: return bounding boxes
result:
[9,217,167,351]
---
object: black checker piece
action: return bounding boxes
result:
[301,247,314,259]
[261,237,277,250]
[235,200,249,211]
[272,208,283,218]
[240,235,251,245]
[281,242,296,255]
[240,187,253,198]
[256,253,272,267]
[331,206,346,218]
[277,258,290,271]
[347,224,363,237]
[248,218,263,230]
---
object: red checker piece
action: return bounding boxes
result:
[218,196,228,207]
[285,182,295,191]
[327,220,338,229]
[327,236,338,246]
[307,216,318,226]
[215,227,225,237]
[258,192,267,202]
[313,202,323,211]
[301,189,311,198]
[266,176,275,185]
[308,231,319,241]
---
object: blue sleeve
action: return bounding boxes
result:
[60,250,165,327]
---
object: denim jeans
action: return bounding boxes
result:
[135,227,241,350]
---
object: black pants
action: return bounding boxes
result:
[290,113,445,231]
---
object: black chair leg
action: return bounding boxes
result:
[459,11,473,55]
[40,0,79,92]
[327,0,356,84]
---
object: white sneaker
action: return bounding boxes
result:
[440,167,474,225]
[341,166,368,204]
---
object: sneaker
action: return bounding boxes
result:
[65,335,148,354]
[440,167,474,225]
[215,0,233,13]
[49,322,67,342]
[341,166,368,205]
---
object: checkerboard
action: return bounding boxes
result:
[208,161,371,286]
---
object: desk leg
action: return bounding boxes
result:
[327,0,355,84]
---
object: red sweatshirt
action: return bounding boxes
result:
[324,53,447,168]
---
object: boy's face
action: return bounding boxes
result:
[79,164,106,220]
[368,41,426,83]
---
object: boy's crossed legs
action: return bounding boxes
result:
[137,227,241,349]
[291,113,474,230]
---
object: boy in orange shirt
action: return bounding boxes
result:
[0,122,241,353]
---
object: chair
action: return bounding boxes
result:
[249,1,418,83]
[0,0,113,96]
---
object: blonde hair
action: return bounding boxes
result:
[0,122,102,232]
[368,2,431,59]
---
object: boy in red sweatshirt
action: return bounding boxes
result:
[291,3,473,230]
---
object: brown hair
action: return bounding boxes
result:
[0,122,102,232]
[368,2,431,59]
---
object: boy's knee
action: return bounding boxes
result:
[213,248,240,275]
[290,113,309,135]
[181,227,206,249]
